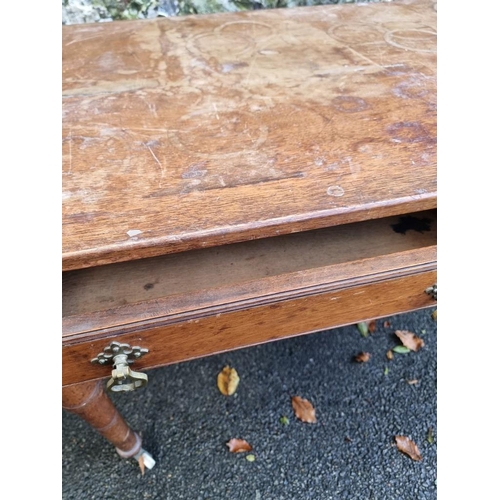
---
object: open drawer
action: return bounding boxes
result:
[62,209,436,387]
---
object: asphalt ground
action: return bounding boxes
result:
[62,308,437,500]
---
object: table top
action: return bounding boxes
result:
[62,0,436,271]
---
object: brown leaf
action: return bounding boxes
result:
[217,366,240,396]
[291,396,317,423]
[431,309,437,321]
[138,454,145,476]
[386,350,394,360]
[226,438,252,453]
[395,330,425,351]
[368,320,377,333]
[355,352,371,363]
[395,435,422,461]
[407,379,419,385]
[383,321,391,328]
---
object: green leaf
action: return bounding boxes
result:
[357,322,369,337]
[426,427,434,444]
[246,454,255,462]
[279,416,289,425]
[383,366,389,376]
[393,345,411,354]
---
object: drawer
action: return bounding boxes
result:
[62,210,436,387]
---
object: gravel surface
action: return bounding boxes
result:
[62,309,437,499]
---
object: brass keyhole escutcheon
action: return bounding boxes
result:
[91,341,149,392]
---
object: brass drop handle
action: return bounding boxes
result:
[425,284,437,301]
[91,341,149,392]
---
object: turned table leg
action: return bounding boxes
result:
[62,379,155,469]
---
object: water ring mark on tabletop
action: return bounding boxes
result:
[327,23,386,45]
[387,121,432,144]
[186,21,275,61]
[167,109,268,160]
[332,96,369,113]
[326,185,345,197]
[384,29,436,54]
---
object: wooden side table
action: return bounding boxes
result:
[62,0,437,470]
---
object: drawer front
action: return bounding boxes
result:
[63,270,436,387]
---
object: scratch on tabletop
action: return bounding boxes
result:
[146,144,165,187]
[346,44,385,72]
[242,53,259,87]
[65,34,103,46]
[68,126,73,174]
[212,103,220,120]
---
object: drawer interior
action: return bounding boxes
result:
[63,210,436,340]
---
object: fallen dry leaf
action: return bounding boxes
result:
[383,321,391,328]
[407,379,419,385]
[291,396,317,423]
[226,438,252,453]
[395,330,425,352]
[217,366,240,396]
[138,454,145,476]
[386,350,394,360]
[368,320,377,333]
[355,352,371,363]
[431,310,437,321]
[395,435,422,461]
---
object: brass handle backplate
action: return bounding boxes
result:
[91,341,149,392]
[425,284,437,301]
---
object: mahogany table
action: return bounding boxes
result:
[62,0,437,470]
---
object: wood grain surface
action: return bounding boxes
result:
[63,210,436,339]
[62,270,436,386]
[62,0,437,271]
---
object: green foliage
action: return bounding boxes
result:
[90,0,158,20]
[279,415,290,425]
[177,0,198,14]
[66,0,389,23]
[392,345,411,354]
